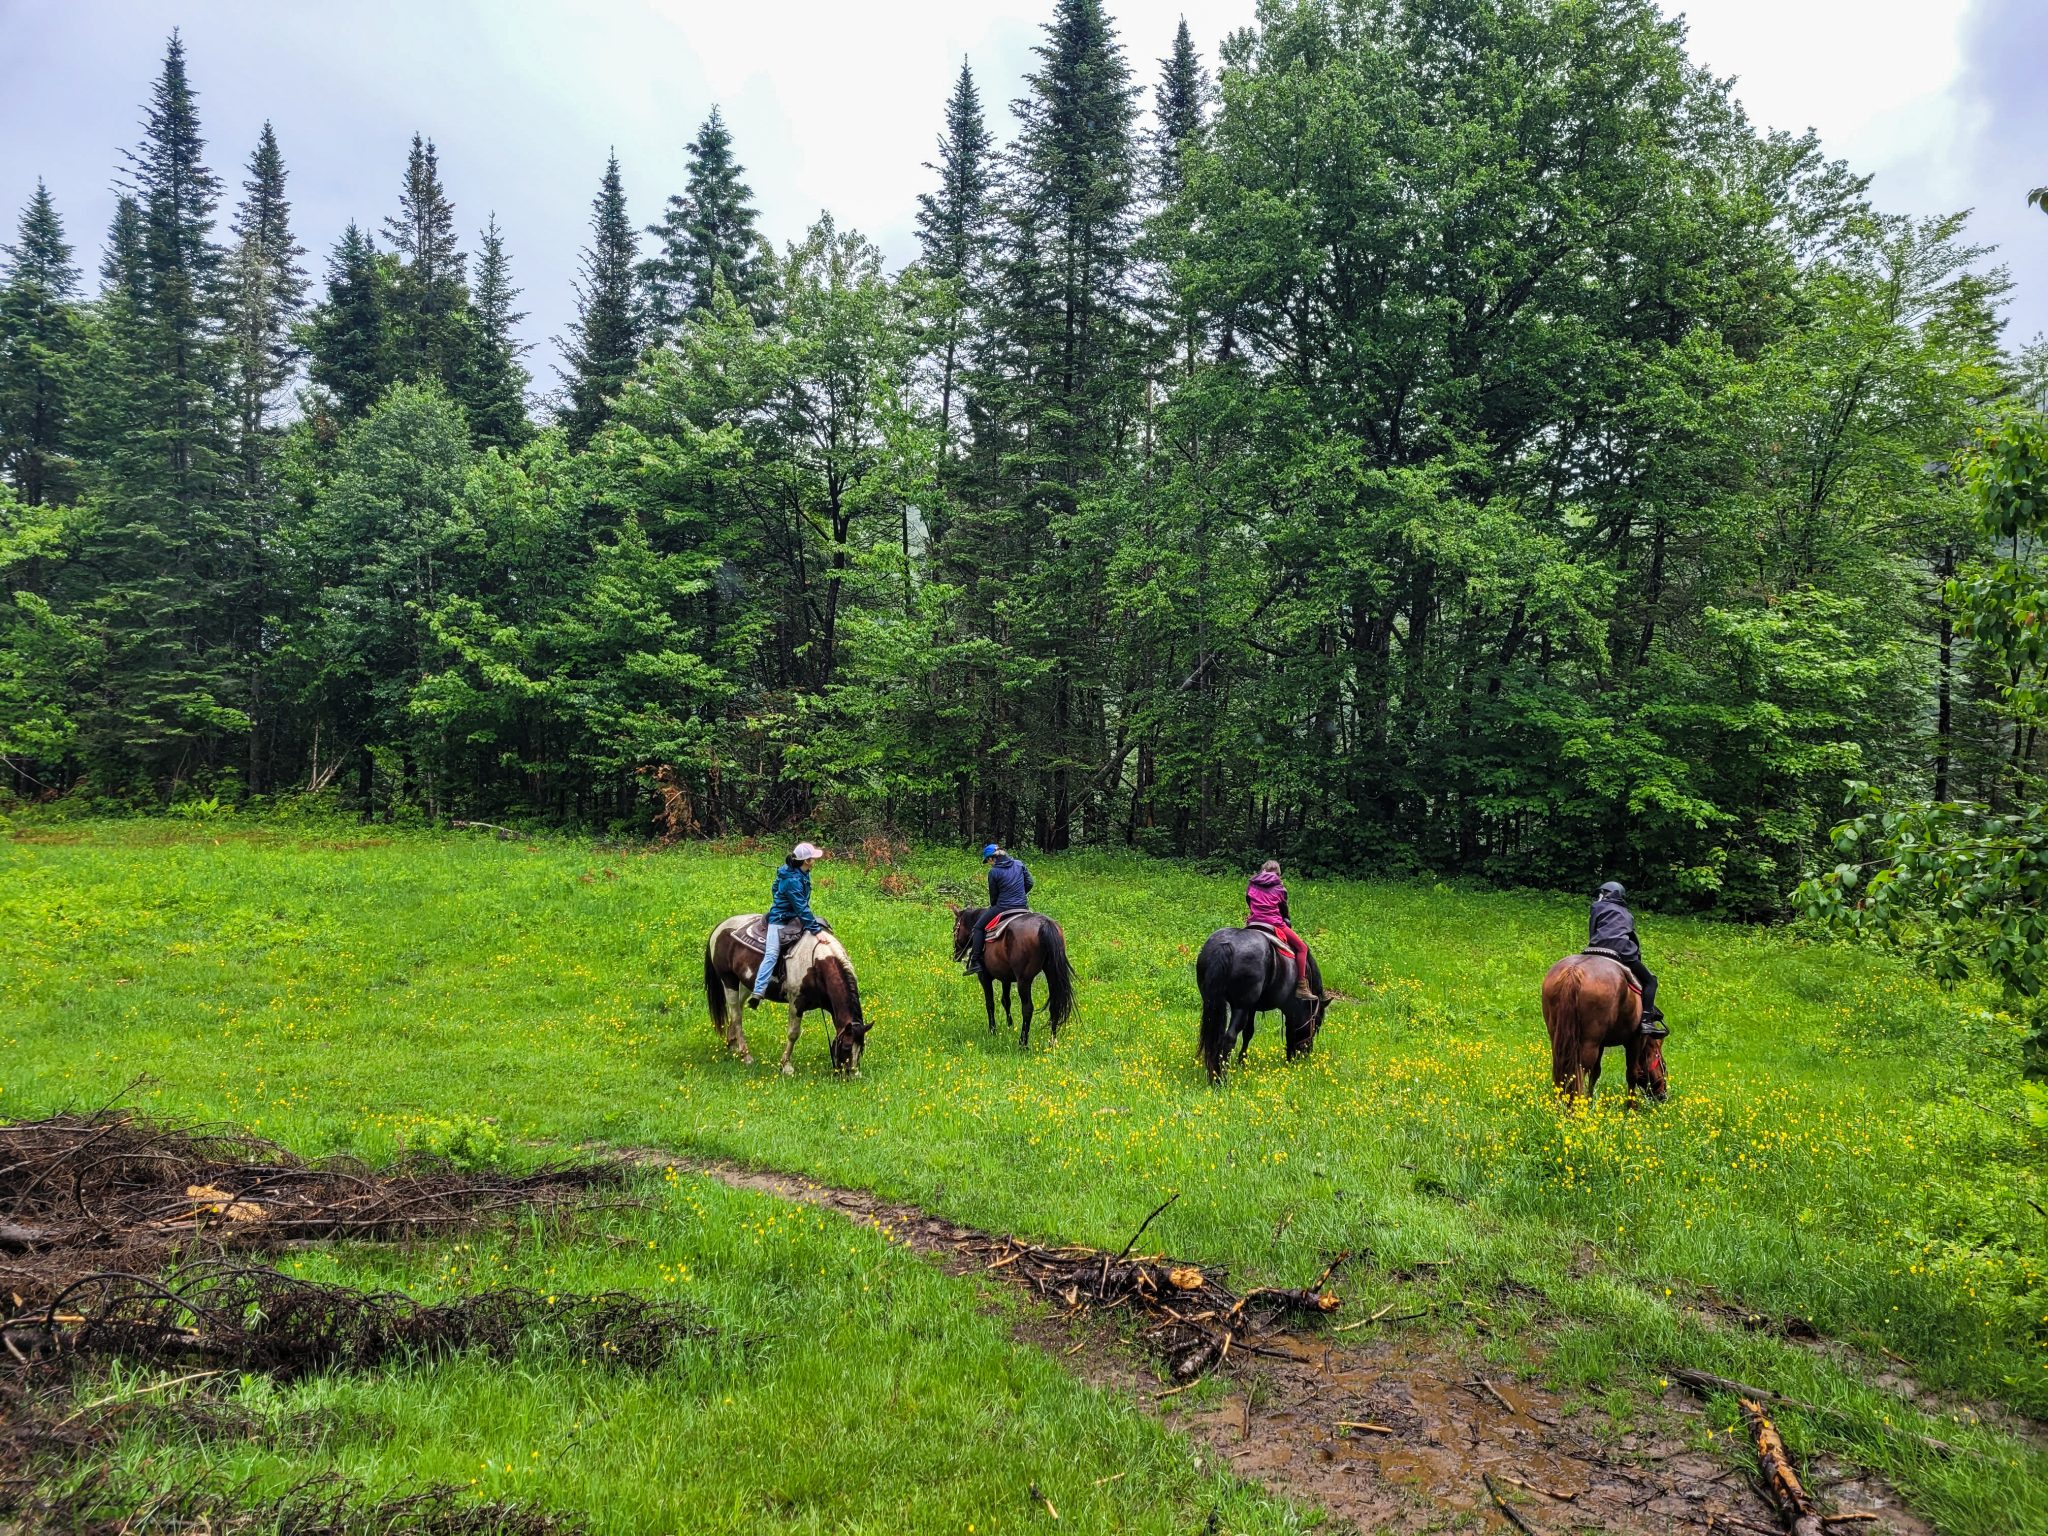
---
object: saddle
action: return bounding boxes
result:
[736,914,806,955]
[1244,921,1294,958]
[983,910,1031,940]
[1581,947,1642,997]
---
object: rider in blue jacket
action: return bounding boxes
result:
[1587,880,1665,1036]
[965,842,1033,976]
[749,841,827,1008]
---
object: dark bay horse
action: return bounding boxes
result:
[1542,952,1666,1103]
[704,916,869,1076]
[1196,927,1329,1082]
[949,907,1075,1048]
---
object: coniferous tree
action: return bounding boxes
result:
[74,33,242,787]
[459,213,531,448]
[225,122,307,481]
[640,108,770,334]
[1150,18,1208,206]
[0,181,86,505]
[978,0,1142,846]
[558,153,643,448]
[221,123,306,793]
[383,133,469,391]
[915,60,996,456]
[306,222,395,419]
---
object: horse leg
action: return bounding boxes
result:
[1584,1046,1603,1099]
[779,1005,802,1077]
[729,985,756,1065]
[1019,974,1035,1050]
[1233,1006,1255,1064]
[1002,979,1015,1034]
[981,973,997,1034]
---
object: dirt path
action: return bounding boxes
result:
[618,1152,1933,1536]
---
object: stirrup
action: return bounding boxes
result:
[746,994,764,1010]
[1639,1016,1668,1038]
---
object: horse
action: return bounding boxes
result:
[703,916,869,1076]
[1542,952,1666,1103]
[948,906,1076,1049]
[1195,926,1329,1083]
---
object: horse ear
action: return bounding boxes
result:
[945,902,960,915]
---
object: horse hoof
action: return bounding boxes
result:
[780,1063,795,1078]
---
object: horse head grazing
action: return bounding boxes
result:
[1635,1034,1669,1102]
[816,945,869,1075]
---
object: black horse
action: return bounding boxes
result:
[1196,927,1329,1082]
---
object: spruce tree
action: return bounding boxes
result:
[306,222,396,419]
[383,133,469,391]
[558,153,643,448]
[640,108,770,334]
[221,123,306,793]
[1150,19,1208,206]
[75,33,242,787]
[460,213,531,448]
[225,121,307,476]
[915,61,995,454]
[0,180,86,505]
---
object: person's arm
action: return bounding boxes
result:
[1280,897,1293,925]
[795,873,822,931]
[1023,864,1034,894]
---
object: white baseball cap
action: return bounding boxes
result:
[791,841,825,861]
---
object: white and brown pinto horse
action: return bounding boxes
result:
[704,916,869,1076]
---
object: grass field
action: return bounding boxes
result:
[7,820,2046,1533]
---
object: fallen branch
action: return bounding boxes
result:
[1482,1471,1546,1535]
[1113,1192,1179,1262]
[1333,1420,1391,1434]
[1739,1398,1824,1536]
[1668,1367,1973,1461]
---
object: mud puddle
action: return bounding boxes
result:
[622,1152,1934,1534]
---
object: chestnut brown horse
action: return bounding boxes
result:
[949,906,1075,1048]
[704,916,868,1076]
[1542,952,1666,1103]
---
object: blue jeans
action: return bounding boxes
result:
[752,924,785,999]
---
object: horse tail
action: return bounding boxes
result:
[1544,959,1585,1095]
[704,936,728,1032]
[1040,918,1076,1032]
[1196,938,1230,1080]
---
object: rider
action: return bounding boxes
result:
[1246,859,1319,1001]
[1586,879,1666,1037]
[965,842,1033,977]
[748,841,827,1009]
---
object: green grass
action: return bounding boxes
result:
[83,1174,1302,1536]
[7,820,2046,1533]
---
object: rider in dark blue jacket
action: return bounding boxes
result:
[749,841,827,1007]
[1587,880,1665,1036]
[965,842,1033,976]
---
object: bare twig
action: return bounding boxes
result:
[1114,1192,1180,1262]
[1482,1471,1546,1535]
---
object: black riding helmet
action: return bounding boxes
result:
[1597,880,1626,901]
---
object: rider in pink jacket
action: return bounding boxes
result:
[1246,861,1318,1001]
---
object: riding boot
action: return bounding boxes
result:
[1639,1009,1668,1039]
[1293,973,1316,1001]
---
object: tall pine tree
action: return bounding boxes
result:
[558,152,643,448]
[221,122,306,793]
[306,222,395,419]
[75,34,243,787]
[1150,18,1208,205]
[383,133,469,392]
[0,181,86,505]
[640,108,770,334]
[915,61,996,457]
[459,213,531,448]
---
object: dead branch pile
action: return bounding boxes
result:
[0,1110,622,1308]
[3,1261,712,1380]
[959,1199,1342,1381]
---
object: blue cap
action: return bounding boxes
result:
[981,843,1000,860]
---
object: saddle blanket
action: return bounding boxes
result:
[735,914,806,954]
[983,910,1032,940]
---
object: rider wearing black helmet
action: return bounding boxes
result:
[1587,880,1666,1037]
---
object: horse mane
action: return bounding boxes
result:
[815,944,862,1024]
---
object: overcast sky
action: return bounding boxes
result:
[3,0,2042,403]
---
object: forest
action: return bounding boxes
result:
[3,0,2046,921]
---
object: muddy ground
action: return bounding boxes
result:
[659,1154,1934,1536]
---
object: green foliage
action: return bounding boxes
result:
[1798,419,2048,1063]
[0,180,86,507]
[639,108,771,335]
[556,154,642,449]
